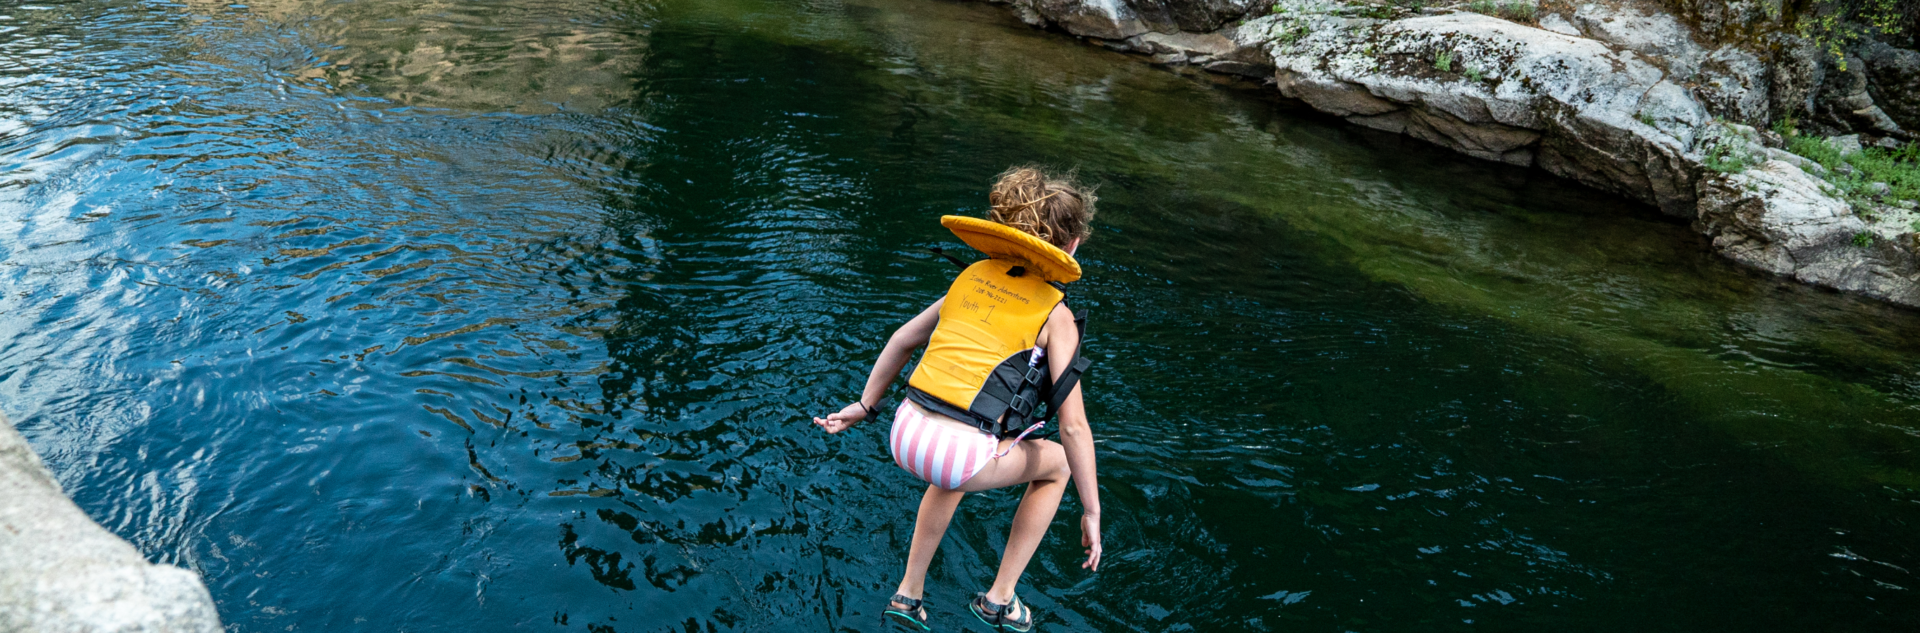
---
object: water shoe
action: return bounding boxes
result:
[884,593,930,631]
[968,592,1032,632]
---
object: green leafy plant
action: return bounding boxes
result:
[1853,231,1875,247]
[1434,50,1453,72]
[1895,142,1920,164]
[1780,126,1920,210]
[1465,0,1536,22]
[1703,140,1753,174]
[1794,0,1910,70]
[1278,22,1310,44]
[1771,115,1799,139]
[1843,146,1920,202]
[1501,0,1537,22]
[1465,65,1484,82]
[1636,112,1656,126]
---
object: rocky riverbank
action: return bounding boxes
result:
[0,413,222,632]
[972,0,1920,307]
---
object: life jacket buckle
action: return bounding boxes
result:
[1006,391,1040,419]
[1019,364,1047,386]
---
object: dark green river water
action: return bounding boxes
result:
[5,0,1920,630]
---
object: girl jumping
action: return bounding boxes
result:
[813,166,1104,632]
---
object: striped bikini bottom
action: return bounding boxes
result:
[889,400,997,491]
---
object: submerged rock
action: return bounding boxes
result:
[0,413,223,632]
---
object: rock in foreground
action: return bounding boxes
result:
[0,413,223,633]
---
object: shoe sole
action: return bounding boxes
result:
[885,610,930,632]
[968,605,1032,633]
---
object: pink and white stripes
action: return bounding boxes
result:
[888,401,996,491]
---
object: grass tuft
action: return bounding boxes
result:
[1434,50,1453,72]
[1467,0,1537,23]
[1703,139,1753,174]
[1774,119,1920,212]
[1354,3,1395,19]
[1502,0,1537,22]
[1279,22,1309,43]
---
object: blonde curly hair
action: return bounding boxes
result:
[986,165,1096,250]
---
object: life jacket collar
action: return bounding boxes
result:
[940,215,1081,283]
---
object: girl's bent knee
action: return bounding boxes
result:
[1039,442,1071,482]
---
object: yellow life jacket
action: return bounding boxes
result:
[905,216,1090,437]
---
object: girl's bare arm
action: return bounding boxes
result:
[1043,304,1102,570]
[813,298,944,433]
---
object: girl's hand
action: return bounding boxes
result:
[1080,511,1103,571]
[811,402,868,434]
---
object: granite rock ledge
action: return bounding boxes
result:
[0,412,223,633]
[972,0,1920,308]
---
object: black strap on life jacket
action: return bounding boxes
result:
[1045,312,1090,417]
[906,309,1091,438]
[927,247,970,271]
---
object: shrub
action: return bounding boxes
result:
[1780,129,1920,209]
[1794,0,1909,70]
[1846,145,1920,203]
[1501,0,1537,22]
[1895,142,1920,164]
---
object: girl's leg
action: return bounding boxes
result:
[894,484,966,604]
[955,439,1072,609]
[986,474,1067,605]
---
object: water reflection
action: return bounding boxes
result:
[165,0,656,112]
